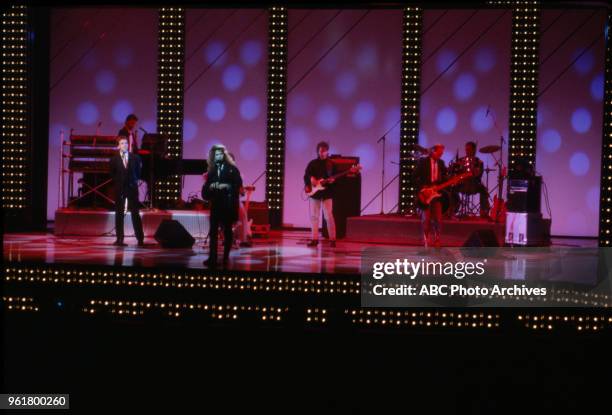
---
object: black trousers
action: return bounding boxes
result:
[208,213,233,263]
[115,186,144,242]
[455,181,490,212]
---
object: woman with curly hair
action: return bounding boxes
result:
[201,144,243,268]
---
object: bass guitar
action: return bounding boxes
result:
[417,172,472,207]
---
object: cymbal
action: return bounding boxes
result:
[408,144,429,154]
[479,145,501,154]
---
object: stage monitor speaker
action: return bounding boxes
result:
[463,229,500,247]
[154,219,195,248]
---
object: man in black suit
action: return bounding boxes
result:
[109,136,145,246]
[201,144,243,268]
[413,144,447,248]
[118,113,139,154]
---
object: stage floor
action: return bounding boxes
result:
[3,230,597,275]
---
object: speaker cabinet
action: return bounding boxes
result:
[154,219,195,248]
[463,229,500,247]
[507,177,541,213]
[322,156,361,239]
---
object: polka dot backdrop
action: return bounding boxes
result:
[536,9,606,237]
[45,8,608,238]
[183,9,268,203]
[419,10,511,201]
[47,8,158,220]
[284,10,402,228]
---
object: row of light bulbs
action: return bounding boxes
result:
[266,9,287,212]
[2,295,38,312]
[600,13,612,246]
[84,299,287,321]
[399,8,422,214]
[519,314,612,331]
[157,8,185,200]
[5,265,360,294]
[508,5,539,169]
[2,6,28,211]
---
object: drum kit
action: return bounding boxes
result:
[407,142,506,221]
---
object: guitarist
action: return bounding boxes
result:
[303,141,337,248]
[413,144,447,248]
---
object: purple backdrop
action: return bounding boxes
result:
[536,9,606,237]
[48,8,158,220]
[183,9,268,203]
[45,8,607,237]
[284,10,403,228]
[420,9,511,208]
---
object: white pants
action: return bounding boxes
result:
[309,198,336,241]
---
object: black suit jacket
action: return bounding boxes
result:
[118,127,139,153]
[202,162,243,222]
[413,156,447,191]
[109,152,142,193]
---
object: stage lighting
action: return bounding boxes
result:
[265,7,287,227]
[399,7,422,215]
[599,12,612,246]
[508,1,540,173]
[1,5,28,210]
[156,8,185,206]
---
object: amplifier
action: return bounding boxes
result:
[507,177,541,213]
[323,155,361,239]
[247,201,269,225]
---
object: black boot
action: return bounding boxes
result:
[203,257,217,268]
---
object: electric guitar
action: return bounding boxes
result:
[490,166,507,223]
[305,165,361,197]
[417,172,473,207]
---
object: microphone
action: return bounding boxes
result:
[377,134,386,143]
[139,127,148,135]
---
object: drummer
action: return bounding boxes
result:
[455,141,490,218]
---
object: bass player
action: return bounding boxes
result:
[413,144,447,248]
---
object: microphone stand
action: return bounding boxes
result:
[139,127,154,210]
[487,106,507,222]
[377,134,386,215]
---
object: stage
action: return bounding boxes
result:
[54,208,210,238]
[347,214,509,246]
[3,227,596,275]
